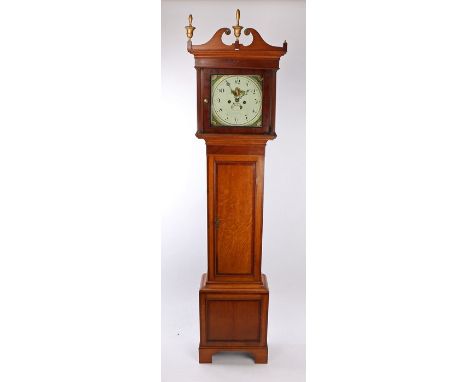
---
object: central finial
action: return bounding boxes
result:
[232,9,243,40]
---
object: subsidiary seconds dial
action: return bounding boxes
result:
[211,75,263,127]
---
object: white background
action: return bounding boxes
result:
[0,1,160,381]
[309,1,468,381]
[161,1,305,381]
[1,0,468,382]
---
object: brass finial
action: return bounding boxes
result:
[185,14,195,40]
[232,9,243,40]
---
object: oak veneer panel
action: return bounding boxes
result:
[215,161,255,275]
[206,299,261,342]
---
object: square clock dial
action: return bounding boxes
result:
[211,75,263,127]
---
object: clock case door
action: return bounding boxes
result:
[198,68,276,135]
[207,153,265,284]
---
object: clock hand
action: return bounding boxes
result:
[226,81,238,96]
[237,89,248,99]
[232,87,247,102]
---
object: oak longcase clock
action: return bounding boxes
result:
[185,10,287,364]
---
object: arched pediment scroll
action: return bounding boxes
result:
[187,28,232,53]
[188,27,287,60]
[243,28,286,53]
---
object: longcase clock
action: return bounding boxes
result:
[185,10,287,364]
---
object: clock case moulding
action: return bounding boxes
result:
[186,17,287,364]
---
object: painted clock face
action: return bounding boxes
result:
[211,75,263,127]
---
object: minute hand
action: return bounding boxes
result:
[225,81,237,96]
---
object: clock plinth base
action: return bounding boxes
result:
[199,346,268,364]
[199,273,269,364]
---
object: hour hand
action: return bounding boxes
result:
[238,89,248,98]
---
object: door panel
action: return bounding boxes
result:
[215,162,256,275]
